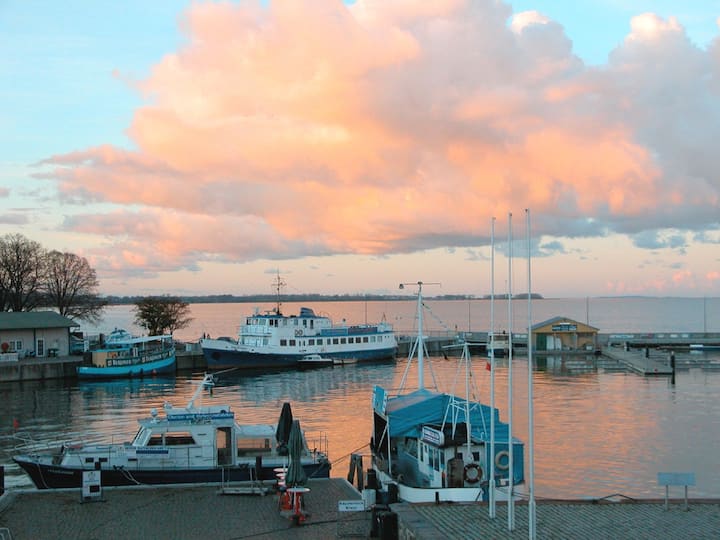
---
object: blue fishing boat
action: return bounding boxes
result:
[370,282,524,503]
[76,329,176,379]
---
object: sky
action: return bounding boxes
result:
[1,0,719,299]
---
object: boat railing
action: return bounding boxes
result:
[9,430,108,456]
[304,431,330,460]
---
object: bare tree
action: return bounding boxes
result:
[134,296,193,336]
[43,250,106,323]
[0,233,45,311]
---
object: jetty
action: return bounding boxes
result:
[601,346,673,375]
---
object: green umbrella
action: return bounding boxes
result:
[285,419,307,487]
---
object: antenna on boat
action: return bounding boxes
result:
[272,271,286,316]
[188,373,215,409]
[398,281,439,392]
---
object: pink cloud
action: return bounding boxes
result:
[38,1,720,279]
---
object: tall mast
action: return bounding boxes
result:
[507,212,515,531]
[527,208,536,540]
[273,271,286,315]
[489,216,497,518]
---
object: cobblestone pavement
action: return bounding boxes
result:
[395,499,720,540]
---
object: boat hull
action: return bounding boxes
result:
[203,347,396,370]
[13,456,330,490]
[77,355,176,379]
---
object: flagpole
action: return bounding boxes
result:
[526,209,536,539]
[489,216,496,518]
[507,212,515,531]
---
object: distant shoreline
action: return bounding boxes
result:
[102,293,545,306]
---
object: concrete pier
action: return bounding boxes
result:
[601,346,673,375]
[2,482,719,539]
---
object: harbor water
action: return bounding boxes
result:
[1,297,719,499]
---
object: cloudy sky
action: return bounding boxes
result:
[1,0,719,298]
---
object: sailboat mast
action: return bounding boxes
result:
[416,281,425,390]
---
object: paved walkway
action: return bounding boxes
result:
[0,479,368,540]
[3,481,719,539]
[395,498,720,539]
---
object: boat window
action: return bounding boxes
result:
[340,338,346,344]
[237,437,273,456]
[429,448,435,469]
[303,320,307,327]
[404,438,417,458]
[371,336,376,342]
[348,338,354,344]
[363,337,369,343]
[333,338,339,345]
[472,451,480,461]
[289,340,296,346]
[280,339,287,346]
[148,434,164,446]
[165,432,196,445]
[419,443,424,463]
[308,339,315,345]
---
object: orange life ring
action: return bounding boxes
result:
[463,463,482,484]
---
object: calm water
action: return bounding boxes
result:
[2,353,720,498]
[87,297,719,341]
[2,297,719,499]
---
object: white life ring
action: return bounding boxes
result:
[495,450,510,471]
[463,463,482,484]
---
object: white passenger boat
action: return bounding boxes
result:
[13,374,331,489]
[370,282,524,503]
[201,276,397,370]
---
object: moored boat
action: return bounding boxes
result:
[297,353,334,367]
[76,329,176,379]
[13,374,331,489]
[370,282,524,503]
[201,276,397,369]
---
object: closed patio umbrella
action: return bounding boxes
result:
[285,419,307,487]
[276,402,293,456]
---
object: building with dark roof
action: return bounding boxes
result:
[0,312,79,359]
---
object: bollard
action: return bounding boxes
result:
[670,351,676,385]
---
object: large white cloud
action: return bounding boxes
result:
[38,0,719,278]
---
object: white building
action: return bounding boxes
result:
[0,312,79,359]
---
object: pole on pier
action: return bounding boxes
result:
[670,351,676,386]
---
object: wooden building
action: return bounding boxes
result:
[0,312,78,360]
[531,316,599,352]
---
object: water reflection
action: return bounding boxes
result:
[2,354,720,499]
